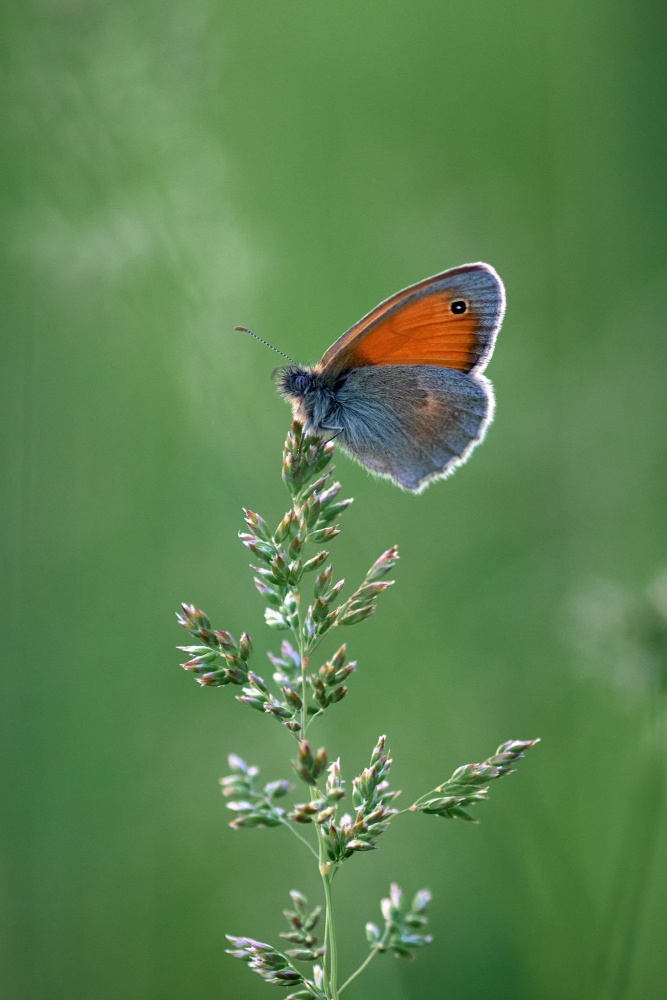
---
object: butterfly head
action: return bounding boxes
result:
[275,364,319,402]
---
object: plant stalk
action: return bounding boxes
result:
[321,865,339,1000]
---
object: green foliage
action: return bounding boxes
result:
[365,883,433,958]
[177,423,538,999]
[411,739,540,822]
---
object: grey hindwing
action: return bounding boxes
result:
[333,365,492,492]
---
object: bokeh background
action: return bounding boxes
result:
[3,0,667,997]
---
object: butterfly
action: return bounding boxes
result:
[261,262,504,492]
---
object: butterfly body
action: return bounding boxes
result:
[276,263,505,493]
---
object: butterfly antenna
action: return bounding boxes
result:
[235,327,296,365]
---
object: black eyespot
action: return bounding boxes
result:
[451,299,467,314]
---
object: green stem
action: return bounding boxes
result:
[277,815,319,859]
[300,652,309,737]
[293,483,340,1000]
[321,867,339,1000]
[339,946,379,993]
[340,922,390,994]
[305,707,324,734]
[323,890,331,997]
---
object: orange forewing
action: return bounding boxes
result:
[316,266,491,377]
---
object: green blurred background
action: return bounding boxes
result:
[2,0,667,997]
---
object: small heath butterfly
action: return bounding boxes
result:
[244,262,505,492]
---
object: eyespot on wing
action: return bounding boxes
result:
[316,263,505,377]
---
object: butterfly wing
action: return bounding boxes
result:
[332,363,493,492]
[316,262,504,378]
